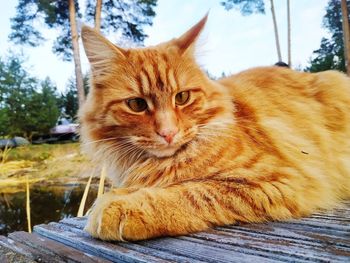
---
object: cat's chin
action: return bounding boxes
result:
[147,146,179,158]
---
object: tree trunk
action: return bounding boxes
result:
[341,0,350,75]
[95,0,103,32]
[287,0,291,67]
[270,0,282,62]
[68,0,85,108]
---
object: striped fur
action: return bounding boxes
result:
[79,16,350,241]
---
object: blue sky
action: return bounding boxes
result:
[0,0,329,92]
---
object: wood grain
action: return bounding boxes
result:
[0,202,349,262]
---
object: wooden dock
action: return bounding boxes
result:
[0,201,349,262]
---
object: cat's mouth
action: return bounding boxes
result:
[147,145,181,158]
[136,130,196,158]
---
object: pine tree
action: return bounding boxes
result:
[9,0,157,108]
[306,0,350,73]
[0,55,60,138]
[85,0,157,45]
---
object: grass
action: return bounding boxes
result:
[0,143,105,192]
[5,143,79,162]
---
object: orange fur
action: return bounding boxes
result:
[79,15,350,241]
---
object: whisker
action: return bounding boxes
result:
[81,137,120,146]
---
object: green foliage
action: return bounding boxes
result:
[306,0,350,72]
[9,0,81,61]
[60,75,90,120]
[85,0,157,45]
[10,0,157,60]
[221,0,265,15]
[0,54,36,136]
[27,78,61,136]
[0,54,60,138]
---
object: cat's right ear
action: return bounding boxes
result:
[81,26,125,75]
[173,13,208,55]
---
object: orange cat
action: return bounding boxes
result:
[79,15,350,241]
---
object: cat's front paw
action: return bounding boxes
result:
[84,192,150,241]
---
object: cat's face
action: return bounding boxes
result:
[80,15,232,160]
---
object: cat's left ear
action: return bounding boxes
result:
[81,26,126,77]
[173,13,208,55]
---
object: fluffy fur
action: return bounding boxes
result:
[79,15,350,241]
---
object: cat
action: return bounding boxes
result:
[79,15,350,241]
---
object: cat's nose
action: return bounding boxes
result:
[157,128,178,144]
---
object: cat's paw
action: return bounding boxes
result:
[84,191,149,241]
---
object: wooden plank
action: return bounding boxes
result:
[186,228,350,262]
[309,214,350,223]
[137,237,279,263]
[0,232,109,263]
[37,220,277,263]
[34,223,173,263]
[60,216,87,229]
[22,202,349,262]
[222,211,350,243]
[56,209,350,262]
[0,236,36,263]
[58,218,210,263]
[60,218,276,262]
[220,223,350,248]
[56,218,277,262]
[0,235,55,263]
[313,204,350,218]
[8,231,111,263]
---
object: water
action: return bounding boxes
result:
[0,183,97,236]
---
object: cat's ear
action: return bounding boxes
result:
[173,13,208,54]
[81,26,125,75]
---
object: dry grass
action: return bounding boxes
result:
[77,170,94,217]
[98,164,107,198]
[0,144,12,164]
[77,163,108,217]
[26,174,32,233]
[0,143,107,193]
[1,143,110,233]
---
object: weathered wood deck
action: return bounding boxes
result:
[0,202,349,262]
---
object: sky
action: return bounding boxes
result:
[0,0,330,93]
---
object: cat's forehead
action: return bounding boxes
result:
[127,46,178,68]
[126,47,184,96]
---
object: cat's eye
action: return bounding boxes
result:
[127,98,148,112]
[175,91,190,105]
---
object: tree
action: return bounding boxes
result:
[341,0,350,75]
[95,0,103,32]
[0,54,60,138]
[10,0,81,61]
[221,0,283,62]
[85,0,157,45]
[68,0,85,108]
[9,0,85,109]
[28,78,61,137]
[10,0,157,108]
[269,0,282,62]
[0,54,37,136]
[60,75,90,121]
[306,0,350,73]
[287,0,291,66]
